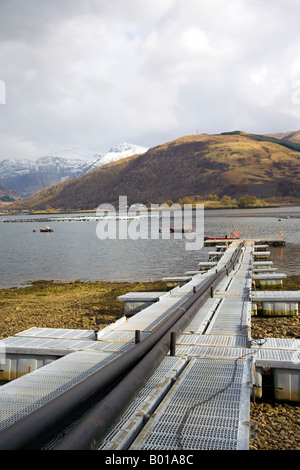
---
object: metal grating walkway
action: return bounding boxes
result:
[98,242,254,450]
[0,240,253,450]
[0,351,118,431]
[98,356,188,450]
[130,358,251,450]
[0,239,298,450]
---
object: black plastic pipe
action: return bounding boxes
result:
[53,290,213,450]
[54,241,245,451]
[0,242,244,450]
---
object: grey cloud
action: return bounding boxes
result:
[1,0,300,160]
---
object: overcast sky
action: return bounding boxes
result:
[1,0,300,160]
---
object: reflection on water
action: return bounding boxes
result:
[269,243,300,277]
[0,206,299,288]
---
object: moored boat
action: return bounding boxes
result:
[204,236,238,240]
[170,226,194,233]
[204,231,239,241]
[40,226,54,232]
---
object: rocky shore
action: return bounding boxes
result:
[249,275,300,451]
[0,279,168,339]
[0,277,299,450]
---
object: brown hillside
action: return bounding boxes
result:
[0,184,21,203]
[6,133,300,210]
[266,130,300,144]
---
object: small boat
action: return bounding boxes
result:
[204,231,239,240]
[40,226,54,233]
[204,236,237,240]
[170,226,194,233]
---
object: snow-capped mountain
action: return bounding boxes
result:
[88,143,148,171]
[0,143,148,198]
[56,146,100,161]
[0,156,94,198]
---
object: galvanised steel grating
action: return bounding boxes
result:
[117,292,167,301]
[98,330,151,343]
[175,345,250,360]
[182,298,221,334]
[0,351,118,431]
[114,278,215,333]
[45,356,188,450]
[15,327,96,340]
[255,337,300,350]
[251,291,300,301]
[250,338,300,367]
[130,357,251,450]
[3,240,297,450]
[254,348,300,368]
[1,335,95,351]
[204,298,251,337]
[177,333,248,348]
[0,335,136,355]
[97,356,188,450]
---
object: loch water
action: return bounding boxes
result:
[0,205,299,289]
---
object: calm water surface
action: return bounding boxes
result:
[0,206,299,289]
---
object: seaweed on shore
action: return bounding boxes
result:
[0,279,167,339]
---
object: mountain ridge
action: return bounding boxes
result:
[266,130,300,144]
[5,131,300,211]
[0,184,21,203]
[0,143,148,198]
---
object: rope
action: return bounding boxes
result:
[176,341,267,450]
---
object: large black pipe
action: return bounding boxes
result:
[55,241,245,450]
[0,242,244,450]
[53,288,214,450]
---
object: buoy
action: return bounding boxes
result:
[233,231,239,238]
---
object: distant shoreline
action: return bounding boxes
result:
[1,201,300,217]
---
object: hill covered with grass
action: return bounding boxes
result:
[6,131,300,211]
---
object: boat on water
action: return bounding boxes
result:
[204,231,239,241]
[40,226,54,233]
[204,236,238,240]
[170,226,194,233]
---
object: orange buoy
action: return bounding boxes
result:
[233,231,239,238]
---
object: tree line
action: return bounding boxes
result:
[162,194,269,208]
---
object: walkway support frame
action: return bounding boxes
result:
[0,243,244,450]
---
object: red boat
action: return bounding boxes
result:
[170,226,194,233]
[204,231,239,241]
[40,226,54,233]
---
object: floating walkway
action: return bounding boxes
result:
[0,238,299,450]
[204,238,285,247]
